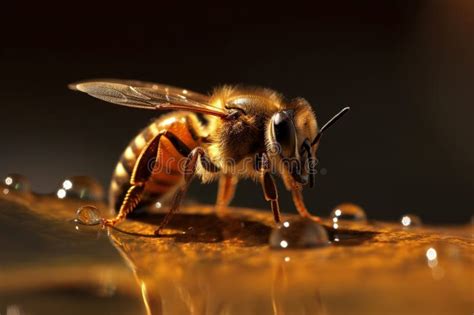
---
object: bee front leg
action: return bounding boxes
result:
[154,147,220,235]
[261,172,281,224]
[258,152,281,224]
[291,188,321,223]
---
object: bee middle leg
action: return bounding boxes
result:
[216,174,238,212]
[154,147,220,235]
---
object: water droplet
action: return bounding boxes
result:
[269,218,329,249]
[2,173,31,193]
[400,214,422,228]
[56,176,105,201]
[330,203,367,222]
[75,205,102,225]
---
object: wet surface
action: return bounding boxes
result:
[0,185,473,315]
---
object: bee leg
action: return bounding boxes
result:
[216,174,238,212]
[154,147,219,235]
[103,132,164,227]
[291,188,321,222]
[102,184,144,226]
[257,152,281,223]
[261,171,281,224]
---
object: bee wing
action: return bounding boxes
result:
[69,79,228,118]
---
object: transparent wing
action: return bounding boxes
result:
[69,79,228,118]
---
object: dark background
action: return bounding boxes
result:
[1,1,473,223]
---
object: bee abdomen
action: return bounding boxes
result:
[109,112,201,213]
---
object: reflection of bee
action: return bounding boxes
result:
[70,79,349,234]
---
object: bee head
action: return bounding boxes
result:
[268,100,317,186]
[268,99,350,187]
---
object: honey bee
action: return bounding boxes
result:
[69,79,349,235]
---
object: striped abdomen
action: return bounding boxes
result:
[109,112,201,212]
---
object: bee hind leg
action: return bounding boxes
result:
[103,132,163,228]
[101,184,144,227]
[154,147,220,235]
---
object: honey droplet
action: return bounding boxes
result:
[75,205,102,225]
[330,203,367,222]
[269,219,329,249]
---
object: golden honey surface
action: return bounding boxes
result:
[0,189,472,315]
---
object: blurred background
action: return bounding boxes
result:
[1,1,472,223]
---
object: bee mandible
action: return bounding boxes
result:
[69,79,349,235]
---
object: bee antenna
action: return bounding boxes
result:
[311,106,350,146]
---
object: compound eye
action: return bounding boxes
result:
[271,111,296,157]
